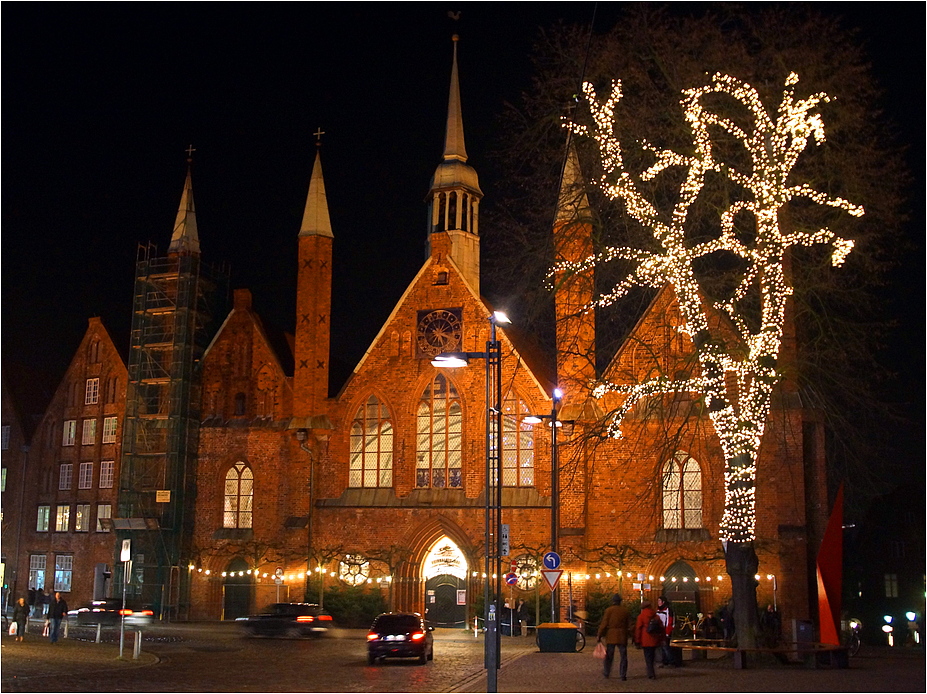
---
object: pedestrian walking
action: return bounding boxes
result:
[34,588,46,617]
[634,599,661,680]
[516,599,530,637]
[47,592,68,643]
[27,587,36,617]
[596,594,632,680]
[11,597,29,641]
[656,595,675,667]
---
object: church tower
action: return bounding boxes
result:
[426,35,482,292]
[293,148,333,416]
[554,144,596,397]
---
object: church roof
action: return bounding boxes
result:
[168,163,201,255]
[299,149,333,238]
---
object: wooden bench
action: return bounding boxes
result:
[670,638,849,669]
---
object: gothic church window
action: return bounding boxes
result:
[501,391,535,486]
[416,374,462,489]
[234,393,246,417]
[349,395,393,488]
[224,462,253,529]
[661,453,702,529]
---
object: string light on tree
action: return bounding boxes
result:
[559,71,862,545]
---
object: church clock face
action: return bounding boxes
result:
[417,308,463,358]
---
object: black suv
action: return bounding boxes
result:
[236,603,332,638]
[366,612,434,664]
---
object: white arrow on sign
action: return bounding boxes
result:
[541,569,563,592]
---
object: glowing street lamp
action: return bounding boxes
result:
[432,310,510,693]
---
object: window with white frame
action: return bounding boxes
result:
[37,505,50,532]
[96,503,112,532]
[2,424,10,450]
[885,573,899,598]
[102,416,118,443]
[59,463,73,490]
[661,452,703,529]
[54,555,73,591]
[99,460,114,488]
[501,391,535,487]
[29,555,47,591]
[224,462,253,528]
[62,420,76,446]
[55,505,70,532]
[75,504,91,532]
[78,462,93,489]
[82,419,96,445]
[349,395,393,487]
[416,373,463,489]
[85,378,100,405]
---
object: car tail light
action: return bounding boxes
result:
[367,632,380,641]
[118,609,133,616]
[296,615,315,623]
[411,631,426,641]
[138,610,154,616]
[318,614,332,621]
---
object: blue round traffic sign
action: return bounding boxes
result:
[543,552,561,570]
[505,572,518,586]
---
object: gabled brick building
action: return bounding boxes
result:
[4,37,828,632]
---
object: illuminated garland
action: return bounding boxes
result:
[562,73,862,544]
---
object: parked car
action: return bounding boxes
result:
[366,612,434,664]
[67,598,155,627]
[236,603,332,638]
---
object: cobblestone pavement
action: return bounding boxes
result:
[2,620,923,693]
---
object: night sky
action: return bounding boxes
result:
[3,4,923,424]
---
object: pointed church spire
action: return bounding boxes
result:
[299,148,333,239]
[168,148,200,256]
[556,143,592,223]
[443,35,468,164]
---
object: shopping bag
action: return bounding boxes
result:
[42,621,49,637]
[8,622,17,636]
[593,641,606,659]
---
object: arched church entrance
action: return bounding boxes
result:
[662,561,699,623]
[222,557,253,621]
[422,537,468,628]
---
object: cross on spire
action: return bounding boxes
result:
[313,128,325,148]
[185,144,196,161]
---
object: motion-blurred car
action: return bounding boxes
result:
[67,598,155,627]
[236,603,332,638]
[366,612,434,664]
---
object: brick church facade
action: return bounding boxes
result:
[3,38,828,632]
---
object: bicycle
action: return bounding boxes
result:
[676,614,699,638]
[843,618,862,657]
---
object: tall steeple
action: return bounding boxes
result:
[168,148,201,256]
[294,145,333,417]
[554,143,596,397]
[427,35,482,291]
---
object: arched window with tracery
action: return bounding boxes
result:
[501,391,534,486]
[661,453,702,529]
[350,395,393,487]
[416,374,462,488]
[224,462,253,528]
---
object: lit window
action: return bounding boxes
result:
[102,416,118,443]
[62,420,76,447]
[37,506,50,532]
[85,378,100,405]
[75,504,91,532]
[885,573,899,598]
[339,554,369,586]
[55,505,70,532]
[82,419,97,445]
[54,555,73,592]
[96,504,112,532]
[99,461,114,488]
[1,424,10,450]
[349,395,393,488]
[59,463,73,491]
[501,391,535,487]
[416,374,462,489]
[78,462,93,489]
[662,452,703,529]
[224,463,253,528]
[29,555,46,591]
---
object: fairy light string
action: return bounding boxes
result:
[561,72,862,543]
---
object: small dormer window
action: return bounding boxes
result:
[434,270,449,286]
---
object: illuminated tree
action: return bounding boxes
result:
[560,71,862,646]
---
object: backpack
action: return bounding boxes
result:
[647,615,663,635]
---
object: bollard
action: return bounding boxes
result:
[96,623,102,643]
[133,630,142,659]
[64,619,69,639]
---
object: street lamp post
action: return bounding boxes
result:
[432,310,510,694]
[525,388,564,623]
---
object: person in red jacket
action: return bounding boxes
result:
[634,600,662,680]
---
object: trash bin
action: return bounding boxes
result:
[536,622,578,652]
